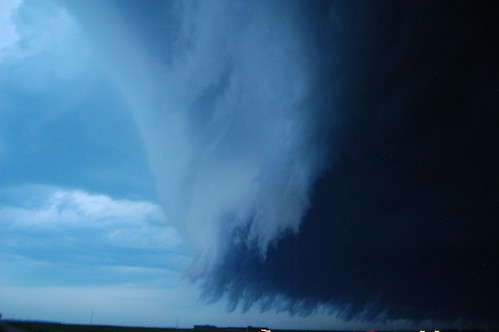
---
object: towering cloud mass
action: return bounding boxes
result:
[145,1,333,276]
[62,0,498,327]
[66,0,336,276]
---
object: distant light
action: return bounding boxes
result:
[420,330,425,332]
[261,329,271,332]
[435,330,440,332]
[367,330,375,332]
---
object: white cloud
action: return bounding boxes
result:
[0,186,188,274]
[1,188,166,228]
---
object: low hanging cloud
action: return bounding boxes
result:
[0,186,187,273]
[60,0,499,327]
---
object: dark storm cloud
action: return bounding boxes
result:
[59,0,498,327]
[197,0,499,326]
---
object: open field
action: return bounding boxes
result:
[1,321,497,332]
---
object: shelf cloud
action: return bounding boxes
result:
[58,0,498,327]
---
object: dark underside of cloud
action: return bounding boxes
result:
[197,1,499,326]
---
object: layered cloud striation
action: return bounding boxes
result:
[61,0,498,327]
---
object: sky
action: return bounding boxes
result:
[1,0,498,330]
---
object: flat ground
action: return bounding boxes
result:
[1,321,497,332]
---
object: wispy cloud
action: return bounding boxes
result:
[4,189,165,228]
